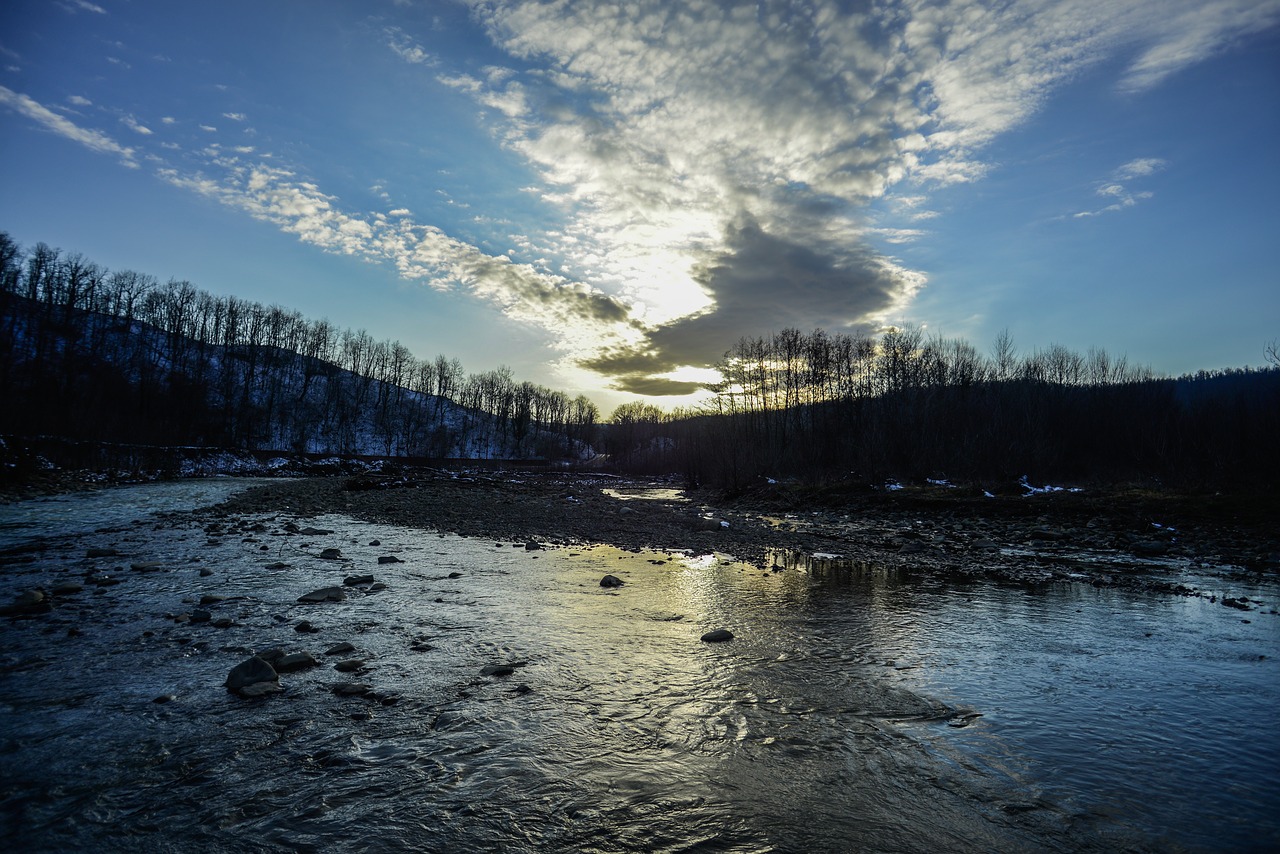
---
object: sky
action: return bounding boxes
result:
[2,0,1278,412]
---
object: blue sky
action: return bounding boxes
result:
[2,0,1277,411]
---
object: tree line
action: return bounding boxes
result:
[4,231,1275,490]
[0,233,599,459]
[604,326,1280,490]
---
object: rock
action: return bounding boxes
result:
[369,540,381,547]
[86,548,119,558]
[334,659,365,673]
[238,681,283,698]
[332,682,373,697]
[130,561,165,573]
[481,664,516,677]
[1030,528,1062,542]
[319,548,343,560]
[297,587,346,604]
[265,562,290,570]
[343,574,375,586]
[377,555,401,564]
[294,621,321,633]
[1132,540,1170,557]
[512,683,533,696]
[600,575,624,588]
[370,582,388,591]
[225,656,279,693]
[325,642,356,656]
[199,568,214,577]
[447,572,463,579]
[255,648,286,667]
[525,540,543,551]
[275,651,319,672]
[190,609,212,623]
[211,617,234,629]
[153,694,176,704]
[701,629,735,643]
[199,594,226,605]
[51,582,83,596]
[17,589,45,606]
[299,527,333,536]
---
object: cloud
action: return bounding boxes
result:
[1073,157,1168,217]
[440,1,1273,393]
[62,0,106,13]
[157,159,633,345]
[582,217,925,392]
[67,95,92,106]
[122,114,152,135]
[222,112,247,122]
[0,85,136,167]
[1114,157,1168,180]
[387,27,435,66]
[1117,0,1280,92]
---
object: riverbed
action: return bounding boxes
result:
[1,480,1276,852]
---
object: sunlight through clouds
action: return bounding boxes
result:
[3,0,1276,400]
[446,0,1276,392]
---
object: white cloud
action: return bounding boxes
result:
[157,158,634,351]
[122,114,152,135]
[222,112,247,122]
[1073,157,1169,217]
[1118,0,1280,92]
[439,0,1272,389]
[1114,158,1168,180]
[387,27,435,65]
[67,95,92,106]
[0,85,136,167]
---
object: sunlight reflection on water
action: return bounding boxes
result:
[0,486,1276,852]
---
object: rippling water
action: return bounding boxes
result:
[1,483,1277,852]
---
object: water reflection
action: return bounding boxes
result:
[0,496,1276,852]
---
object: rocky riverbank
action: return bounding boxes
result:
[213,470,1280,605]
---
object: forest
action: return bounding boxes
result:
[606,327,1280,490]
[2,231,1277,490]
[0,233,600,463]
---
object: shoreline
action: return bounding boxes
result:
[211,471,1280,604]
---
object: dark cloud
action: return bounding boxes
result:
[581,217,913,390]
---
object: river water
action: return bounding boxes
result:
[0,481,1276,852]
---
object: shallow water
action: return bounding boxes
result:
[0,483,1277,852]
[0,478,278,550]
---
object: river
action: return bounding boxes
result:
[0,480,1276,852]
